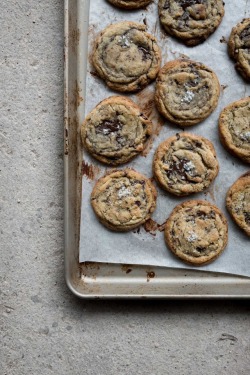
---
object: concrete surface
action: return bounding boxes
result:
[1,1,250,374]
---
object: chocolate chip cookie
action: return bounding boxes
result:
[226,172,250,236]
[91,169,157,231]
[155,59,220,126]
[81,96,152,165]
[153,133,219,196]
[228,18,250,81]
[107,0,152,9]
[158,0,225,46]
[165,200,228,265]
[92,21,161,92]
[219,97,250,164]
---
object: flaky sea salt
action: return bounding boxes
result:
[181,90,195,104]
[119,35,131,47]
[184,160,195,172]
[240,131,250,141]
[118,186,131,198]
[187,232,198,242]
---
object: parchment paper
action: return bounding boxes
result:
[79,0,250,277]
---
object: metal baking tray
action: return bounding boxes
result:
[64,0,250,298]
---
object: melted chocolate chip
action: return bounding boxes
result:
[166,158,190,180]
[196,246,205,253]
[135,200,141,207]
[179,0,205,11]
[163,0,170,9]
[195,141,202,148]
[197,210,215,220]
[138,46,151,61]
[240,26,250,42]
[96,119,122,135]
[244,211,250,225]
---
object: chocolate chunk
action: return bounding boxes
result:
[240,26,250,42]
[196,246,205,252]
[166,157,190,180]
[244,211,250,225]
[96,119,122,135]
[179,0,205,11]
[135,200,141,207]
[163,0,170,9]
[138,46,151,61]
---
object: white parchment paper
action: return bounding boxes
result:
[79,0,250,277]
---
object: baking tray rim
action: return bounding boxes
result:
[64,0,250,299]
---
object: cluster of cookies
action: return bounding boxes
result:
[81,1,250,266]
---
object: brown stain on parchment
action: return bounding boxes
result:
[135,89,164,156]
[143,218,167,236]
[88,24,99,72]
[221,84,228,93]
[82,161,100,180]
[205,184,216,202]
[220,36,227,44]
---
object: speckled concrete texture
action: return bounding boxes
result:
[1,1,250,375]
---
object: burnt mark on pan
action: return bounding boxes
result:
[121,265,133,274]
[146,271,155,282]
[70,28,80,55]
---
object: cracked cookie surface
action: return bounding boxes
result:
[91,169,157,231]
[153,133,219,196]
[81,96,152,165]
[165,200,228,265]
[219,97,250,164]
[92,21,161,92]
[158,0,224,46]
[226,172,250,236]
[228,18,250,81]
[107,0,152,9]
[155,59,220,126]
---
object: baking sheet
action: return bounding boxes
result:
[79,0,250,277]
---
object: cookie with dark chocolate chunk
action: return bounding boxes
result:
[91,169,157,231]
[107,0,152,9]
[158,0,225,46]
[165,200,228,265]
[219,97,250,164]
[92,21,161,92]
[81,96,152,165]
[153,133,219,196]
[226,172,250,236]
[155,59,220,126]
[228,18,250,81]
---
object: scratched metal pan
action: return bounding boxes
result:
[64,0,250,299]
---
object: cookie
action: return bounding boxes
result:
[92,21,161,92]
[158,0,225,46]
[228,18,250,81]
[81,96,152,165]
[165,200,228,265]
[107,0,152,9]
[153,133,219,196]
[219,97,250,164]
[155,59,220,126]
[91,169,157,231]
[226,172,250,236]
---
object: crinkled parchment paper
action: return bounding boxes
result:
[79,0,250,277]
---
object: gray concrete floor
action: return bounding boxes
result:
[1,1,250,374]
